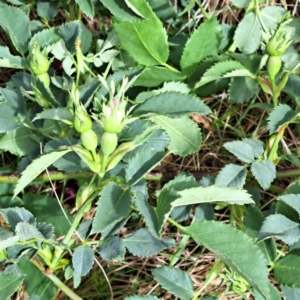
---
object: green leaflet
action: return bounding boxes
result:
[0,4,31,55]
[113,0,169,66]
[257,214,300,245]
[125,296,160,300]
[281,285,300,299]
[74,0,94,19]
[0,272,24,300]
[231,0,252,8]
[267,104,297,134]
[153,115,202,157]
[36,0,58,21]
[229,77,259,104]
[72,245,94,277]
[251,160,276,190]
[152,266,194,300]
[13,148,72,198]
[126,149,166,186]
[0,46,27,69]
[91,183,131,233]
[33,108,73,123]
[97,236,125,261]
[244,206,277,264]
[180,16,221,76]
[280,194,300,216]
[100,0,144,22]
[133,66,184,87]
[215,164,247,188]
[123,228,175,257]
[185,221,270,299]
[173,185,254,206]
[132,91,211,116]
[274,249,300,288]
[234,12,261,54]
[194,60,253,88]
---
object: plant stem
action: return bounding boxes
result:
[50,191,98,268]
[271,78,278,107]
[195,0,210,19]
[30,259,82,300]
[167,217,188,233]
[267,125,287,162]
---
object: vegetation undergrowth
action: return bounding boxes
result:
[0,0,300,299]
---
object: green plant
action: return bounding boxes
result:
[0,0,300,299]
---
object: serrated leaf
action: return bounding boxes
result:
[72,245,94,277]
[59,21,81,55]
[181,16,221,76]
[274,249,300,288]
[215,164,247,188]
[186,221,270,298]
[281,285,300,299]
[0,228,13,241]
[173,185,254,206]
[242,139,264,158]
[0,46,27,69]
[132,92,211,117]
[0,272,24,300]
[0,127,39,156]
[0,207,35,231]
[279,194,300,216]
[254,283,282,300]
[229,77,259,104]
[100,0,144,21]
[123,228,175,257]
[156,174,198,235]
[224,141,256,163]
[91,183,131,233]
[152,266,193,300]
[15,222,44,241]
[14,149,71,198]
[231,0,252,8]
[251,160,276,190]
[0,4,30,55]
[267,104,296,134]
[29,27,60,49]
[195,60,252,88]
[125,149,166,186]
[33,108,73,123]
[97,236,125,261]
[36,222,54,239]
[153,115,202,157]
[74,0,94,19]
[133,66,184,87]
[257,214,300,245]
[0,236,20,251]
[234,12,261,54]
[148,0,176,21]
[244,206,276,264]
[113,0,169,66]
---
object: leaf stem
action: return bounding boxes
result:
[30,258,82,300]
[267,125,287,162]
[195,0,210,19]
[167,217,187,233]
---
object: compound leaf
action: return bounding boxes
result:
[97,236,125,261]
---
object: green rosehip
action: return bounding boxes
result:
[100,132,118,156]
[73,110,93,133]
[267,56,282,79]
[80,129,98,151]
[28,43,50,75]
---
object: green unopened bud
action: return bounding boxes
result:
[81,129,98,151]
[101,132,118,156]
[267,56,282,79]
[28,43,50,75]
[73,109,93,133]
